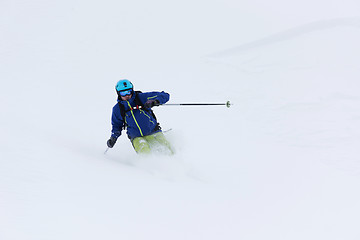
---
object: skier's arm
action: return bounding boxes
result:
[107,105,124,148]
[110,105,124,139]
[140,91,170,105]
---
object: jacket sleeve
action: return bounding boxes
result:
[139,91,170,105]
[111,104,124,139]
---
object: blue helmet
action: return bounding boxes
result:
[116,79,133,92]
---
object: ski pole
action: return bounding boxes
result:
[104,147,109,154]
[164,101,232,108]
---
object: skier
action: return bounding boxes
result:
[107,79,174,155]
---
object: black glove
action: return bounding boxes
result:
[107,136,117,148]
[144,100,160,108]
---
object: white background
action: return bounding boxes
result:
[1,0,360,239]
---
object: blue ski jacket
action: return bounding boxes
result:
[110,91,170,140]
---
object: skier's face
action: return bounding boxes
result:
[120,93,132,101]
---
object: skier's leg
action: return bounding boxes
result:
[151,132,175,154]
[132,137,151,154]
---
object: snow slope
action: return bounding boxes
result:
[1,0,360,239]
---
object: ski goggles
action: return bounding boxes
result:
[119,89,133,96]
